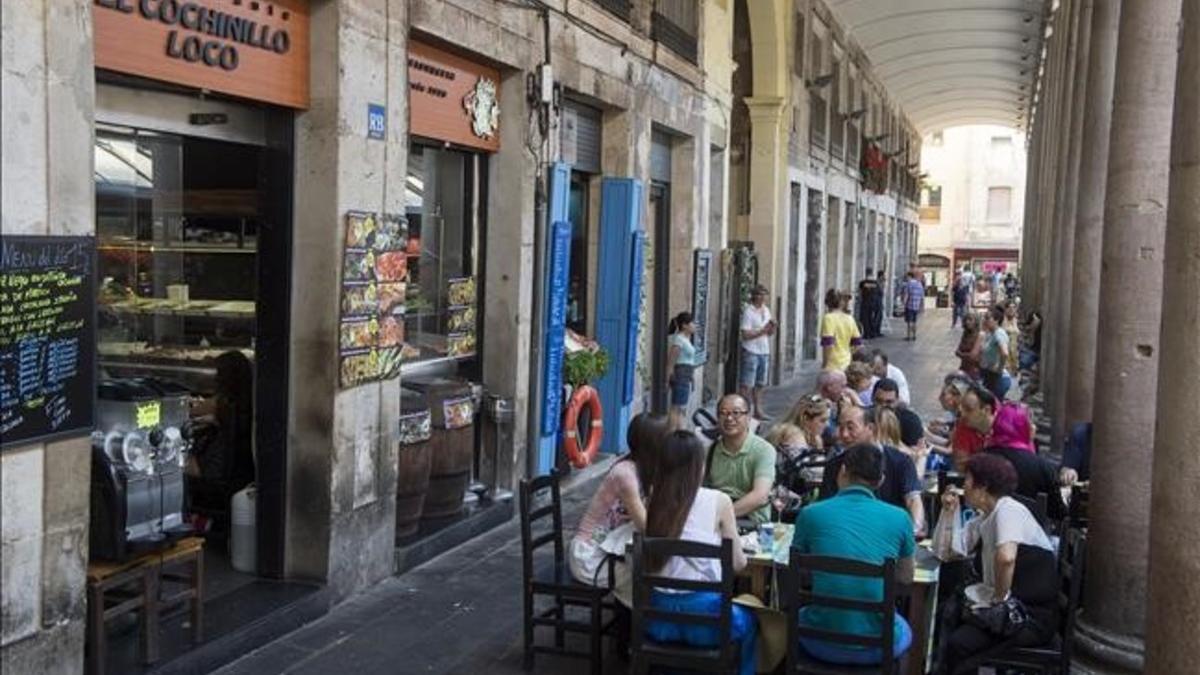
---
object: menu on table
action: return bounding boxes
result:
[1,236,96,449]
[339,212,410,388]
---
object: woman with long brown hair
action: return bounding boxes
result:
[570,413,668,587]
[641,430,757,675]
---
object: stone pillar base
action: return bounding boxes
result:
[1071,614,1144,674]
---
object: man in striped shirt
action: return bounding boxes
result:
[901,271,925,341]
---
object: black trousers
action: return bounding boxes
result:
[935,592,1055,674]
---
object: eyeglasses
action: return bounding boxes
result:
[718,410,749,419]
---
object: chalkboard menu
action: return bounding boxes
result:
[1,236,96,449]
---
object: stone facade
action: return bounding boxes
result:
[1,0,95,671]
[0,1,935,672]
[731,0,922,378]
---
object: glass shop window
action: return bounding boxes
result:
[402,143,484,368]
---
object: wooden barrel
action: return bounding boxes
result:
[413,378,476,520]
[395,389,432,537]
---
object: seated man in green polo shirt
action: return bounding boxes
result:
[705,394,776,524]
[792,443,915,665]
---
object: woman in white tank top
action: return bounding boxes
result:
[641,430,757,675]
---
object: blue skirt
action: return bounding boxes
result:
[644,590,758,675]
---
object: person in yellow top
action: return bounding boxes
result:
[820,288,863,371]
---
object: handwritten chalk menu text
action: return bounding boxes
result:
[1,236,96,449]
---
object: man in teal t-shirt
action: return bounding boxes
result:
[792,443,916,665]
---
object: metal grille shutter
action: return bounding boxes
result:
[561,100,602,174]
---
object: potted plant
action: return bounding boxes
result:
[559,342,610,470]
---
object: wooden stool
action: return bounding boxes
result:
[86,537,205,675]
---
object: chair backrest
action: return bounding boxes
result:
[1067,483,1089,529]
[783,552,900,674]
[630,534,736,665]
[519,470,565,581]
[937,470,965,495]
[1057,528,1087,671]
[1012,492,1049,530]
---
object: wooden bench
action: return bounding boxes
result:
[86,536,205,675]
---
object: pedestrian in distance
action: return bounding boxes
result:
[901,271,925,341]
[665,311,699,418]
[739,285,774,421]
[820,288,864,372]
[858,268,882,339]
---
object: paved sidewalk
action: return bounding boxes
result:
[215,309,962,675]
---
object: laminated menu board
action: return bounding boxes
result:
[445,276,477,359]
[339,212,410,388]
[1,236,96,449]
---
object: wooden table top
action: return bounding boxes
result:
[743,524,941,586]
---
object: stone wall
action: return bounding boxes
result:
[411,0,733,424]
[1,1,95,672]
[286,0,409,599]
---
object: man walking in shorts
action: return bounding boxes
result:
[901,271,925,341]
[740,285,774,420]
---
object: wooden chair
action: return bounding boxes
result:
[86,537,204,675]
[629,534,739,674]
[976,528,1088,674]
[782,552,902,674]
[519,471,616,675]
[1066,483,1089,530]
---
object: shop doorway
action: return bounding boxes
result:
[785,184,803,373]
[567,174,590,335]
[92,83,310,671]
[648,182,671,414]
[803,188,824,362]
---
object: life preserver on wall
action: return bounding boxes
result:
[562,385,604,469]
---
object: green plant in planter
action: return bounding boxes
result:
[563,348,611,388]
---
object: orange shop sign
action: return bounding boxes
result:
[408,40,500,152]
[93,0,309,109]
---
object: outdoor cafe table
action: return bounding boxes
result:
[740,523,943,675]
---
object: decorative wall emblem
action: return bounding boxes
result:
[463,77,500,140]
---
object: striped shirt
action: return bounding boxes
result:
[903,279,925,312]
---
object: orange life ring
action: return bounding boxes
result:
[562,385,604,469]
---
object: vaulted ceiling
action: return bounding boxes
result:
[828,0,1047,133]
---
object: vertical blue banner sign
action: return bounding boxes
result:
[623,230,645,405]
[536,162,573,475]
[541,220,573,436]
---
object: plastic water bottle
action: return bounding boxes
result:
[759,522,775,556]
[230,485,257,573]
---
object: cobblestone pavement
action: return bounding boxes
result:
[215,309,961,675]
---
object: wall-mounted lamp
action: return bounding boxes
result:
[867,133,890,143]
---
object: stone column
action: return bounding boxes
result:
[1064,0,1121,431]
[1048,0,1092,449]
[1040,0,1077,419]
[1145,0,1200,670]
[287,0,416,600]
[1074,0,1182,670]
[1019,103,1043,307]
[744,97,789,310]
